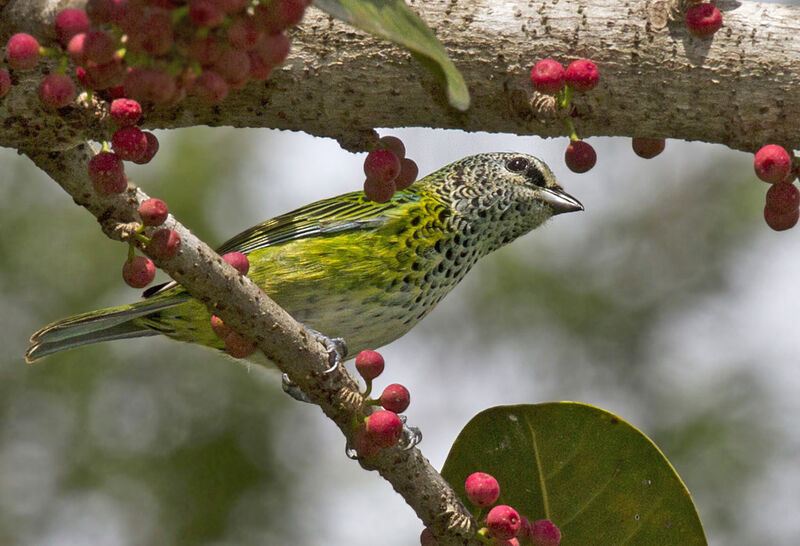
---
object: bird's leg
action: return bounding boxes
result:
[281,325,348,404]
[397,414,423,451]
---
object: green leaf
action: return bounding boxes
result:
[313,0,470,111]
[441,403,706,545]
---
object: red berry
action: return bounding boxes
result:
[685,3,722,38]
[110,98,142,127]
[190,0,226,27]
[248,51,274,80]
[365,410,403,448]
[222,251,250,275]
[124,68,177,105]
[254,0,307,33]
[224,331,257,358]
[632,137,665,159]
[363,177,395,203]
[38,74,76,108]
[764,206,799,231]
[188,36,222,66]
[754,144,792,184]
[54,9,91,46]
[84,30,116,64]
[190,71,229,104]
[6,33,40,70]
[464,472,500,507]
[228,15,263,50]
[148,228,181,259]
[85,57,125,90]
[394,158,419,191]
[565,59,599,92]
[67,33,87,65]
[214,48,251,85]
[253,32,291,66]
[380,383,410,413]
[139,198,169,226]
[420,528,437,546]
[531,519,562,546]
[0,69,10,99]
[364,149,401,183]
[766,183,800,214]
[564,140,597,173]
[112,126,149,161]
[132,132,160,165]
[530,59,565,95]
[378,135,406,159]
[355,350,385,379]
[486,505,521,540]
[88,152,126,195]
[210,315,232,339]
[353,423,382,457]
[127,11,174,56]
[122,256,155,288]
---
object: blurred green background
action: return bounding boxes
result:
[1,128,793,545]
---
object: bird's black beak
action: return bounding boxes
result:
[540,187,584,215]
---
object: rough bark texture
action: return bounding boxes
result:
[2,0,800,153]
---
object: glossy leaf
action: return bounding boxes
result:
[441,403,706,544]
[313,0,470,111]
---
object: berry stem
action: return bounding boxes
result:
[133,232,151,245]
[364,398,382,406]
[363,378,373,398]
[172,5,190,23]
[127,242,136,262]
[560,85,572,109]
[475,527,492,544]
[100,141,111,153]
[565,118,579,142]
[58,55,68,74]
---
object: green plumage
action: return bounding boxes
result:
[26,152,583,363]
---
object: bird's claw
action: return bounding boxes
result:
[281,373,312,403]
[398,415,422,450]
[304,325,347,374]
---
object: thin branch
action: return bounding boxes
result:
[23,143,480,546]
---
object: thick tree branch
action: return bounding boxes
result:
[2,0,800,153]
[23,144,479,546]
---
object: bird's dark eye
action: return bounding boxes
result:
[505,157,529,173]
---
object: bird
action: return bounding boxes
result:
[25,152,583,363]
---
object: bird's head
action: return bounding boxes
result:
[438,152,583,251]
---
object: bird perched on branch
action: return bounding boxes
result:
[26,152,583,363]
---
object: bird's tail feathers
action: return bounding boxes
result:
[25,298,184,363]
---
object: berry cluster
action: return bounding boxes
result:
[121,198,182,288]
[362,135,419,203]
[685,2,723,38]
[754,144,800,231]
[351,350,413,456]
[208,252,260,358]
[530,58,599,174]
[2,1,306,109]
[421,471,562,545]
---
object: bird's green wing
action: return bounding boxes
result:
[215,189,422,255]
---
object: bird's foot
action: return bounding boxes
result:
[397,415,423,451]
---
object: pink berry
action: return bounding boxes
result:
[138,198,169,226]
[132,132,159,165]
[766,183,800,214]
[38,73,76,108]
[110,98,142,127]
[564,140,597,173]
[67,33,87,65]
[364,149,401,183]
[380,383,410,413]
[84,29,115,64]
[464,472,500,507]
[254,0,307,33]
[486,505,521,540]
[378,136,406,159]
[530,59,565,95]
[84,57,125,90]
[188,36,222,66]
[222,252,250,275]
[210,315,232,339]
[0,69,10,99]
[685,3,722,38]
[54,9,91,46]
[531,519,562,546]
[190,0,226,27]
[253,32,291,66]
[365,410,403,448]
[394,158,419,191]
[190,71,229,104]
[224,331,257,358]
[248,51,274,80]
[632,137,665,159]
[764,206,799,231]
[126,11,173,55]
[754,144,792,184]
[228,15,263,50]
[6,33,40,70]
[148,228,181,259]
[355,350,385,380]
[112,126,149,161]
[565,59,599,92]
[420,528,437,546]
[213,48,251,85]
[122,256,155,288]
[363,177,395,203]
[492,539,519,546]
[353,424,382,457]
[88,152,126,195]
